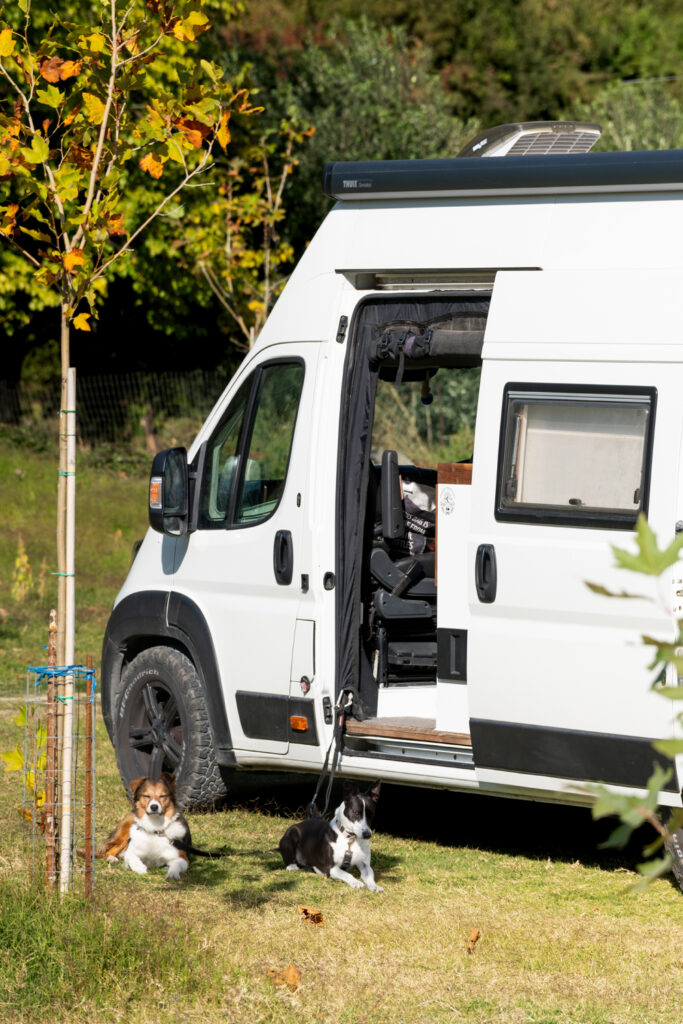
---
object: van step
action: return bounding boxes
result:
[345,716,471,746]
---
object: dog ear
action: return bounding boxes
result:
[367,780,381,803]
[343,780,359,798]
[129,777,147,799]
[160,772,176,796]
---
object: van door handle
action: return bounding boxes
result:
[274,530,293,585]
[475,543,497,603]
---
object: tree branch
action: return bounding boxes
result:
[71,0,121,250]
[91,148,215,283]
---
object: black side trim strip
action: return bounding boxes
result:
[235,691,319,746]
[470,719,678,792]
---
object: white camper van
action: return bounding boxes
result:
[102,123,683,831]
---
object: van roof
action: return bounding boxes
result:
[323,149,683,201]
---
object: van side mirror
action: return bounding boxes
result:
[148,447,189,536]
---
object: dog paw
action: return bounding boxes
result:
[366,883,384,894]
[285,863,300,871]
[166,862,187,881]
[348,878,364,889]
[106,855,119,865]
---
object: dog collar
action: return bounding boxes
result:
[136,811,180,836]
[332,821,357,870]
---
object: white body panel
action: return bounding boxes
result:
[111,182,683,809]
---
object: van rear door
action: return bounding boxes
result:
[465,269,680,797]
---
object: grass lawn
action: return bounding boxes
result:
[1,435,682,1024]
[0,429,148,693]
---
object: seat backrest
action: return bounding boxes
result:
[381,449,405,542]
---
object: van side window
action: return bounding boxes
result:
[496,384,656,529]
[198,360,304,530]
[198,376,252,529]
[234,362,304,525]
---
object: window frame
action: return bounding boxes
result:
[197,356,306,532]
[494,382,657,530]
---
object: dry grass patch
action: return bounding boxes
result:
[1,701,683,1024]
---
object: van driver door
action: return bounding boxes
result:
[171,341,320,755]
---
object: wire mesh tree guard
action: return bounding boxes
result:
[21,661,97,896]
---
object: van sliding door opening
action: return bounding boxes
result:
[336,294,489,721]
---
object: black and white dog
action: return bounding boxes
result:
[278,781,383,892]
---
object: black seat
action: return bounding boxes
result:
[368,450,437,684]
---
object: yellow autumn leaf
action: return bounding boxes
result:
[73,312,91,331]
[172,10,209,42]
[82,92,105,125]
[1,745,24,771]
[139,152,164,179]
[63,248,85,273]
[0,203,18,236]
[217,110,231,150]
[0,28,15,58]
[79,32,106,53]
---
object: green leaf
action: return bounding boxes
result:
[585,581,647,599]
[12,704,27,728]
[23,134,50,164]
[652,685,683,701]
[642,834,665,858]
[35,85,63,109]
[653,737,683,758]
[631,853,673,890]
[613,514,683,577]
[18,226,52,243]
[200,59,223,83]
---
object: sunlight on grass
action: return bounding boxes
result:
[1,438,683,1024]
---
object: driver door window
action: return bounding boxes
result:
[198,360,305,530]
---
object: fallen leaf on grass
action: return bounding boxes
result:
[298,905,323,926]
[267,964,301,992]
[466,928,481,953]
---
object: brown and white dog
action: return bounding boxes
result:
[97,773,192,881]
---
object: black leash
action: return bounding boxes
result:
[306,689,354,819]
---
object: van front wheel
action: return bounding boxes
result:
[114,646,229,810]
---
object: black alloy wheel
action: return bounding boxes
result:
[115,646,230,809]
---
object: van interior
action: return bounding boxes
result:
[337,292,489,763]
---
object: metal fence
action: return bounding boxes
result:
[0,369,226,449]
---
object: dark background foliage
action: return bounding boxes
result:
[3,0,683,387]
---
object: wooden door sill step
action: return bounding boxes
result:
[345,716,471,747]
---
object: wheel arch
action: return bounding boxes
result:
[101,590,236,766]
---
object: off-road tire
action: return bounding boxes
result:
[665,824,683,892]
[114,646,229,810]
